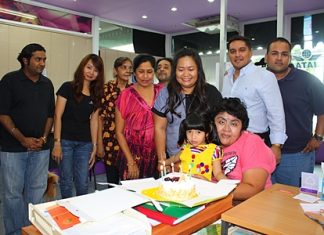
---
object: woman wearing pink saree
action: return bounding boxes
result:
[115,54,162,180]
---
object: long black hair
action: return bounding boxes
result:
[178,112,220,146]
[72,54,104,109]
[166,48,209,119]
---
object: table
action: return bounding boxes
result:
[22,194,233,235]
[221,183,323,235]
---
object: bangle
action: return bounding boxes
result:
[54,138,61,143]
[213,157,223,161]
[127,161,136,166]
[92,143,97,147]
[41,136,47,144]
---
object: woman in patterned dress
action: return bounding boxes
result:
[115,54,163,180]
[97,57,132,184]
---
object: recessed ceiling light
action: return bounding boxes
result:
[208,0,215,2]
[251,37,255,41]
[257,46,263,50]
[171,7,177,12]
[98,27,102,30]
[142,15,148,19]
[73,0,77,2]
[315,30,319,33]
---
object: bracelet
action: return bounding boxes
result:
[11,127,16,133]
[40,136,47,144]
[54,138,61,143]
[213,157,223,161]
[92,143,97,147]
[127,161,136,166]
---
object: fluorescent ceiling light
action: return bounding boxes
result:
[111,43,134,53]
[0,8,37,20]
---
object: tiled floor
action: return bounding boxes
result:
[0,165,323,235]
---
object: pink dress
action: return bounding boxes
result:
[116,84,162,179]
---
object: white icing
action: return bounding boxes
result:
[158,174,198,201]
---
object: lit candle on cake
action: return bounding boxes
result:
[160,165,164,177]
[171,162,174,173]
[163,161,167,176]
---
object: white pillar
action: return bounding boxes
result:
[165,34,172,57]
[92,16,100,54]
[277,0,285,37]
[219,0,228,90]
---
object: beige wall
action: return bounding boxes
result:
[0,23,92,92]
[100,47,136,82]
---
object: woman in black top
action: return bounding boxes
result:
[52,54,104,198]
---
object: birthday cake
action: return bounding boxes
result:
[157,174,198,201]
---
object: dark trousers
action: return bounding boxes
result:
[105,165,120,185]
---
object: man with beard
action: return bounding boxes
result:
[155,57,173,85]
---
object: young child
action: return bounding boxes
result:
[164,112,222,181]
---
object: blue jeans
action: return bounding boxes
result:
[0,150,49,235]
[271,151,315,187]
[59,140,92,199]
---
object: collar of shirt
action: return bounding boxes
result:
[278,66,296,82]
[228,61,254,82]
[18,69,47,83]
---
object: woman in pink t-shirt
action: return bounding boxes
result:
[213,98,276,201]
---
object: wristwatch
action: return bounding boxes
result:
[313,133,324,141]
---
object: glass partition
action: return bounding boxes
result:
[291,12,324,83]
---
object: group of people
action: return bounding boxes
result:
[0,34,323,234]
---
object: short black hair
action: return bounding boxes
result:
[17,43,46,68]
[178,112,220,145]
[227,35,252,51]
[133,54,155,72]
[213,98,249,130]
[266,37,292,54]
[155,57,173,72]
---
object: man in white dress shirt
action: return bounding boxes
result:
[222,35,287,163]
